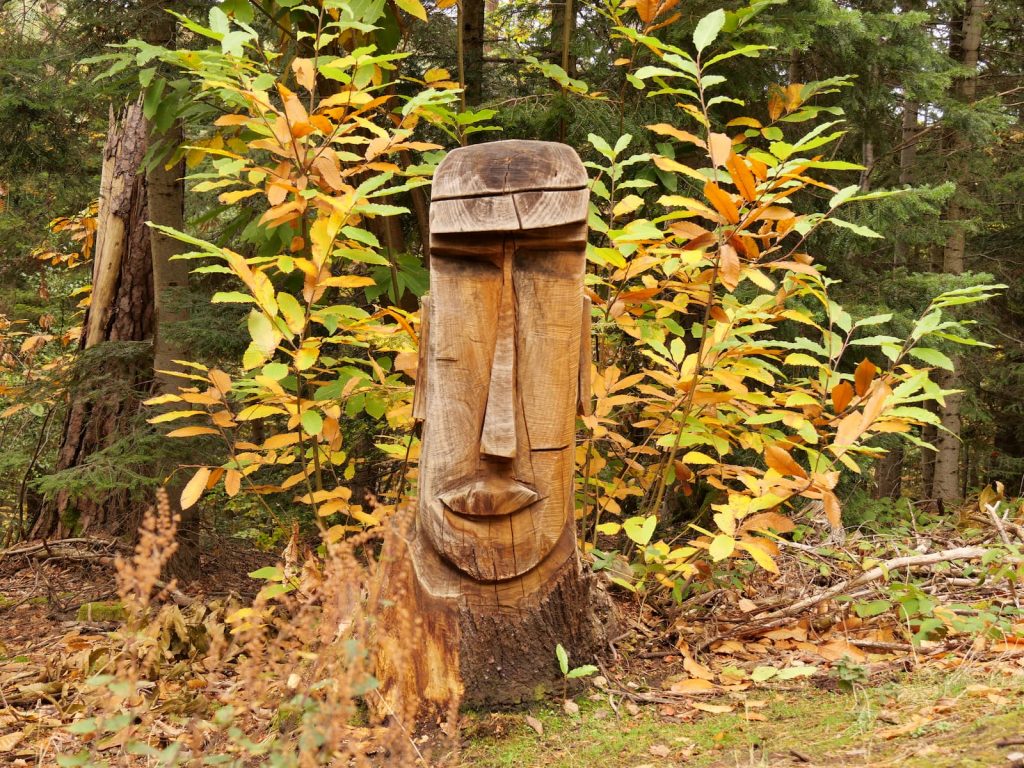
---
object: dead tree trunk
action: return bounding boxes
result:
[31,101,155,539]
[374,141,611,719]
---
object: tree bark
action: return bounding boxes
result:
[873,443,904,500]
[461,0,485,106]
[933,0,985,505]
[145,4,199,579]
[31,101,155,539]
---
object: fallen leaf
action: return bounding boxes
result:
[670,678,716,694]
[649,743,671,758]
[524,715,543,735]
[691,702,735,714]
[563,699,580,716]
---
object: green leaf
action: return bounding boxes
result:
[693,9,726,54]
[301,409,324,436]
[854,599,892,618]
[751,666,777,682]
[909,347,955,371]
[709,534,735,561]
[776,665,817,680]
[556,643,569,675]
[567,665,599,679]
[248,566,284,581]
[826,218,884,239]
[623,515,657,546]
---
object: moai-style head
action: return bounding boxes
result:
[413,140,591,607]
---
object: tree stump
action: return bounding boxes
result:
[375,141,611,720]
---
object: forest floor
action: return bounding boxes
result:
[1,520,1022,767]
[455,666,1024,767]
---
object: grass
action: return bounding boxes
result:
[454,666,1024,767]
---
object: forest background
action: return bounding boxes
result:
[0,0,1023,765]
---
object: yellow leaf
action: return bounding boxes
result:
[181,467,211,510]
[652,155,707,182]
[236,404,288,420]
[713,509,736,536]
[218,189,261,204]
[424,67,451,83]
[709,534,735,561]
[320,275,376,289]
[148,409,206,424]
[647,123,706,148]
[612,194,644,218]
[682,451,716,464]
[738,539,779,573]
[166,426,219,438]
[394,0,427,20]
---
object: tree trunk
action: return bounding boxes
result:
[461,0,485,106]
[31,101,155,539]
[893,99,918,268]
[145,4,199,579]
[874,444,904,500]
[933,0,984,505]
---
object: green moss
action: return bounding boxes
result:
[76,601,126,622]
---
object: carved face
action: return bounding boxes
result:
[416,230,587,591]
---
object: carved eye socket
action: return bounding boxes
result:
[514,250,585,450]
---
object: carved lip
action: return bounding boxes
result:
[438,477,540,518]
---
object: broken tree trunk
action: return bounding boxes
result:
[375,141,611,720]
[31,100,155,539]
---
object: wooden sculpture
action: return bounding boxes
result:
[375,140,609,715]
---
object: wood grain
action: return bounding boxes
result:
[432,140,588,200]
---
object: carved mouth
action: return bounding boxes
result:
[438,477,540,518]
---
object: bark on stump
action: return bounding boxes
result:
[31,100,155,539]
[374,141,611,720]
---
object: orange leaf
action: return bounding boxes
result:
[764,444,808,479]
[831,381,853,413]
[740,512,795,534]
[703,181,740,224]
[822,489,842,527]
[854,358,877,397]
[717,243,741,291]
[669,678,716,694]
[833,411,861,448]
[225,469,242,498]
[726,152,758,202]
[292,57,316,92]
[708,132,732,167]
[767,85,785,121]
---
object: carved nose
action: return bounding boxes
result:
[480,254,516,459]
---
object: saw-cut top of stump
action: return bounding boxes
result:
[430,140,589,235]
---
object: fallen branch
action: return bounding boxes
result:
[697,546,990,651]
